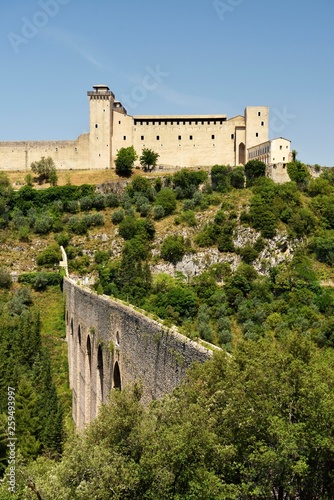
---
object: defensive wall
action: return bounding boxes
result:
[0,133,89,171]
[64,278,213,430]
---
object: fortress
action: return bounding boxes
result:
[0,85,291,178]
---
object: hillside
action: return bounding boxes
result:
[2,162,334,498]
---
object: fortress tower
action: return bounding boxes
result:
[87,84,114,169]
[245,106,269,161]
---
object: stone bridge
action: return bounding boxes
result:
[64,278,213,429]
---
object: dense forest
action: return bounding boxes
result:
[1,159,334,498]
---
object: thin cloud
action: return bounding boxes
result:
[43,27,106,70]
[154,84,228,113]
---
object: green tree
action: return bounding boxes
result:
[244,159,266,186]
[115,146,137,177]
[287,160,310,184]
[15,377,41,459]
[140,148,159,171]
[31,156,57,184]
[211,165,231,192]
[155,188,177,215]
[230,166,245,188]
[160,235,186,264]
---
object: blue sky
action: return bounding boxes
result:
[1,0,333,166]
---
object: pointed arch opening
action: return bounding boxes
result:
[113,361,121,390]
[78,325,81,346]
[85,335,92,424]
[97,345,104,402]
[239,142,246,165]
[87,335,92,373]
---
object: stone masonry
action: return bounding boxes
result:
[64,278,213,430]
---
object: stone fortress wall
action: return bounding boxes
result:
[64,278,213,430]
[0,133,89,171]
[0,84,290,175]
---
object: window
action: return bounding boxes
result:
[212,135,215,140]
[231,134,234,139]
[159,121,161,125]
[283,157,285,161]
[256,132,259,137]
[258,111,261,116]
[189,135,193,140]
[177,121,180,125]
[280,145,282,150]
[95,124,98,128]
[141,136,144,140]
[119,121,121,124]
[178,135,181,140]
[261,121,264,126]
[123,136,126,140]
[156,135,160,140]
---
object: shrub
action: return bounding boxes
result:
[179,210,197,227]
[36,244,62,267]
[33,214,54,234]
[183,199,195,211]
[161,235,186,264]
[217,234,235,253]
[153,205,165,220]
[94,251,110,264]
[67,216,88,235]
[79,196,93,211]
[138,202,151,217]
[65,200,80,214]
[155,188,177,215]
[118,217,140,240]
[239,244,259,263]
[18,226,30,242]
[92,194,106,210]
[0,268,12,289]
[105,193,120,208]
[18,272,60,290]
[85,213,104,227]
[112,209,125,224]
[54,233,71,247]
[172,169,207,199]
